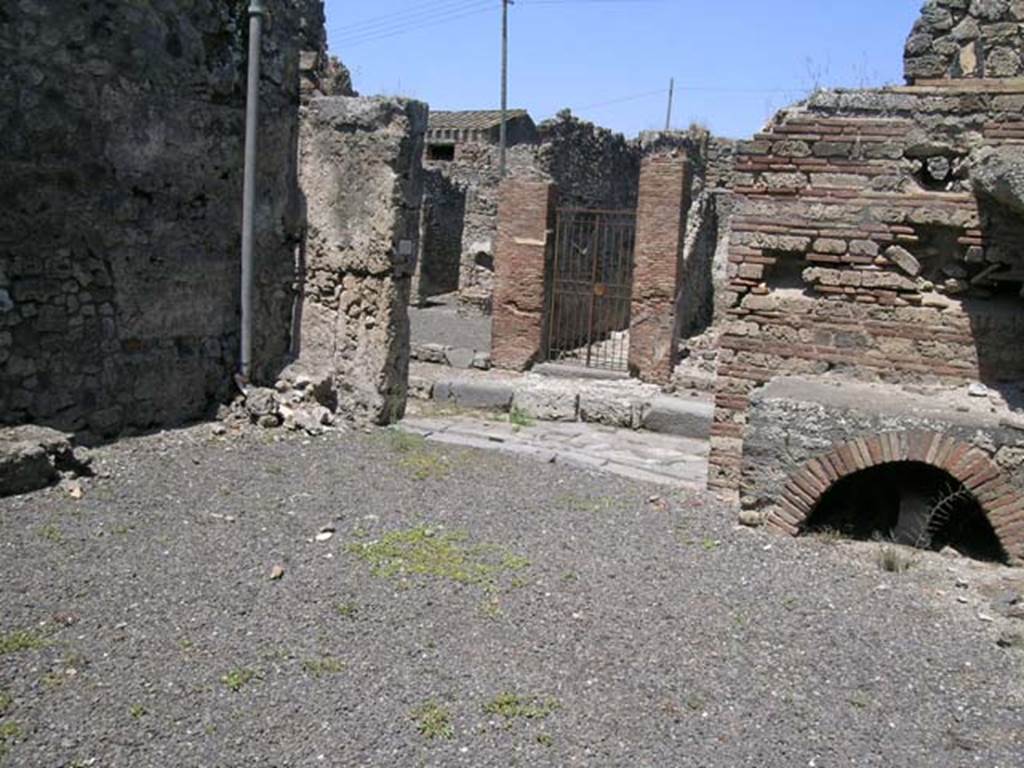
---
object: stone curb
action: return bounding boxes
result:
[432,380,514,410]
[423,374,712,439]
[641,395,714,440]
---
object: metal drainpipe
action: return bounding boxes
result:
[239,0,266,382]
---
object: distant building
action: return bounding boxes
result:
[425,109,538,162]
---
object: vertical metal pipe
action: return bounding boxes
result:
[240,0,266,381]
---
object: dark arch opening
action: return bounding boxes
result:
[805,462,1007,563]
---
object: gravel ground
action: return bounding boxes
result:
[1,423,1023,767]
[409,297,490,352]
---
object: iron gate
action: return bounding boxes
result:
[543,208,636,371]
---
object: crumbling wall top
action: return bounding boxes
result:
[905,0,1024,83]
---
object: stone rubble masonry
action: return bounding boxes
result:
[0,425,91,497]
[0,0,326,437]
[490,180,557,371]
[629,144,692,384]
[905,0,1024,83]
[281,96,427,425]
[415,112,641,310]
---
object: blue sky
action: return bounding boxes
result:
[326,0,922,139]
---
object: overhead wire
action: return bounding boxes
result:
[333,1,497,47]
[329,0,483,36]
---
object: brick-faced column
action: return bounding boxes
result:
[628,149,691,384]
[491,179,556,370]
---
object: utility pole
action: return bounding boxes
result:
[664,77,674,132]
[499,0,512,178]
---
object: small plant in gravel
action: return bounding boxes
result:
[301,657,346,678]
[384,430,454,481]
[221,668,257,692]
[536,733,554,747]
[847,690,872,709]
[483,692,560,723]
[348,526,529,587]
[0,630,48,656]
[0,692,10,715]
[386,429,426,454]
[335,602,359,619]
[0,722,22,758]
[812,527,845,545]
[478,595,504,620]
[38,524,62,543]
[130,704,147,719]
[876,544,914,573]
[411,701,454,740]
[555,493,614,514]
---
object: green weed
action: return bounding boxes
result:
[335,602,359,619]
[221,668,257,692]
[508,407,533,429]
[348,526,528,587]
[877,544,914,573]
[302,657,346,678]
[483,691,560,722]
[411,701,453,740]
[0,630,47,656]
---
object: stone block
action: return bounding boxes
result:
[0,425,74,497]
[511,388,579,422]
[641,396,713,439]
[433,380,514,410]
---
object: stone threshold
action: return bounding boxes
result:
[408,362,713,440]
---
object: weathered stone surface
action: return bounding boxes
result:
[0,426,77,496]
[641,396,713,440]
[971,146,1024,215]
[905,0,1024,81]
[432,380,514,410]
[284,95,427,426]
[885,245,923,277]
[511,389,579,422]
[0,0,328,435]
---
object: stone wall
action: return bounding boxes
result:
[536,111,641,211]
[412,169,465,300]
[282,97,426,425]
[415,112,641,310]
[905,0,1024,82]
[0,0,325,436]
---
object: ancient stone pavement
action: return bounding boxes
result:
[399,409,709,489]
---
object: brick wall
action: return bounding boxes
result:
[490,180,556,370]
[708,84,1024,496]
[629,148,691,383]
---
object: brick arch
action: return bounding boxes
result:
[766,430,1024,564]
